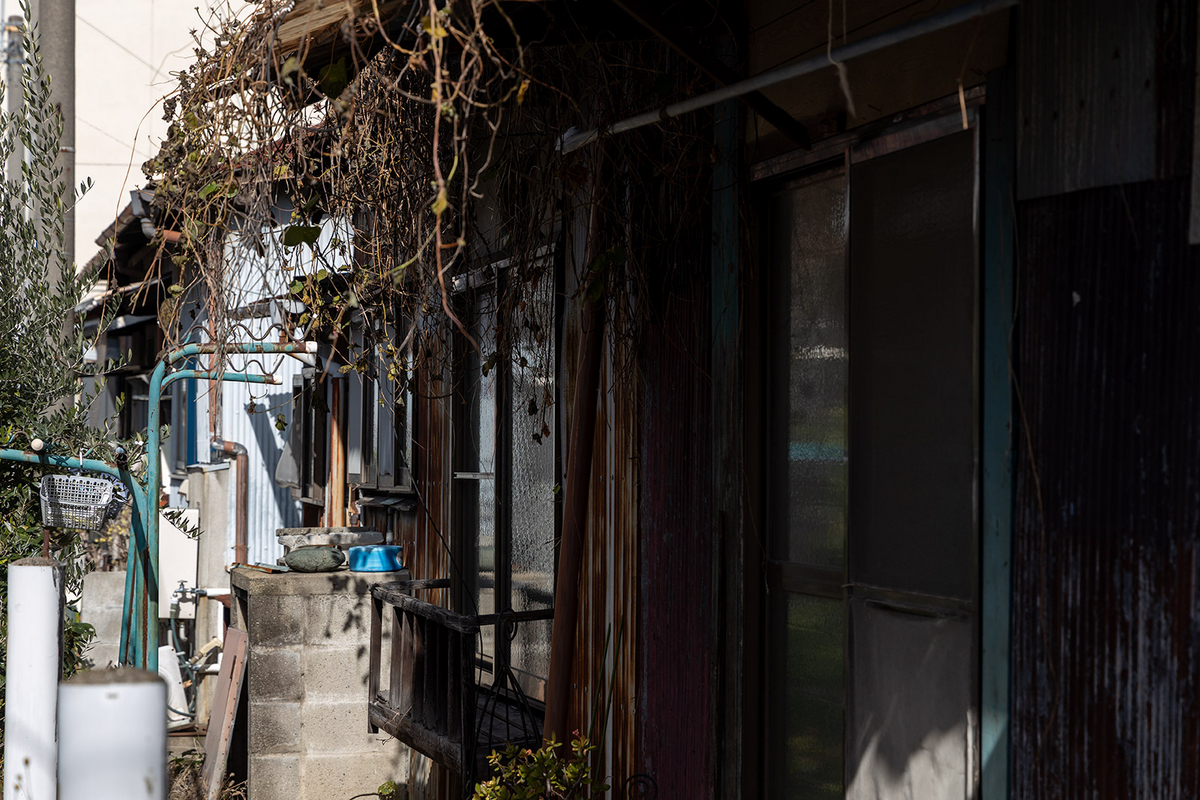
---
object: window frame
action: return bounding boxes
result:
[347,322,417,496]
[291,367,328,506]
[752,101,985,799]
[451,247,562,698]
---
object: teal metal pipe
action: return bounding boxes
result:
[0,449,148,665]
[0,449,126,480]
[137,341,314,671]
[118,476,150,667]
[161,370,279,391]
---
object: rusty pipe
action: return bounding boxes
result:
[211,438,248,565]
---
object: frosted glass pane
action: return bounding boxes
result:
[848,132,976,599]
[464,296,498,669]
[772,593,844,800]
[771,172,848,569]
[847,599,971,800]
[509,281,556,688]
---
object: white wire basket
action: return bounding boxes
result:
[39,474,113,530]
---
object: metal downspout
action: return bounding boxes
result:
[211,438,249,565]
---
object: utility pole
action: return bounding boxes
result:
[31,0,74,275]
[5,14,23,185]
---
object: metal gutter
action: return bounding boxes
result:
[559,0,1019,153]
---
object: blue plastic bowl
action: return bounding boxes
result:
[348,544,404,572]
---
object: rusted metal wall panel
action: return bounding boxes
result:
[637,283,714,800]
[375,341,456,798]
[1012,176,1200,799]
[568,330,640,794]
[390,347,453,608]
[1016,0,1196,200]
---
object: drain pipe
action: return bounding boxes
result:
[3,557,63,800]
[211,438,248,565]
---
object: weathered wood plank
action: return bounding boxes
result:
[400,610,414,713]
[473,608,554,627]
[389,606,404,710]
[427,621,445,734]
[373,585,481,634]
[447,631,461,741]
[369,699,464,772]
[368,594,382,732]
[412,615,426,724]
[460,629,476,777]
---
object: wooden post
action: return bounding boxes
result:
[544,146,608,746]
[543,291,606,745]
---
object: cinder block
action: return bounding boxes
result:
[81,606,123,641]
[83,642,119,670]
[301,700,383,754]
[248,595,304,646]
[301,752,408,800]
[249,754,301,800]
[302,645,372,702]
[249,647,302,701]
[249,701,301,754]
[305,593,373,645]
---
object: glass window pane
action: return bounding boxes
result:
[509,280,556,693]
[848,131,977,600]
[771,171,849,569]
[771,593,844,800]
[463,294,498,670]
[846,598,972,800]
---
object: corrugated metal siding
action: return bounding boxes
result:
[1012,176,1200,798]
[220,316,304,565]
[636,283,713,799]
[568,330,639,793]
[375,338,456,799]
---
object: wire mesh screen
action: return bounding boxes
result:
[39,475,113,530]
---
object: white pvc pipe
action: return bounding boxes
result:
[3,557,63,800]
[58,669,168,800]
[158,645,192,730]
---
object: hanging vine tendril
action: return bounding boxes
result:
[143,0,718,421]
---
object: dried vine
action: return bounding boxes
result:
[142,0,717,414]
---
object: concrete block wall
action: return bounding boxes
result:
[231,568,410,800]
[80,569,126,668]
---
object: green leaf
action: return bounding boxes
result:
[197,181,221,199]
[282,225,321,247]
[317,58,348,99]
[431,189,448,216]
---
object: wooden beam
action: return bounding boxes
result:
[542,288,605,746]
[608,0,811,148]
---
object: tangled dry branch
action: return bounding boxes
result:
[142,0,718,412]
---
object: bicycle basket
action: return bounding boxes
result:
[39,474,113,530]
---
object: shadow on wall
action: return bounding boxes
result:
[844,604,973,800]
[241,389,301,538]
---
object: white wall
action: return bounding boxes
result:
[69,0,222,262]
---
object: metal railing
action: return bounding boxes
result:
[367,579,553,785]
[0,340,316,672]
